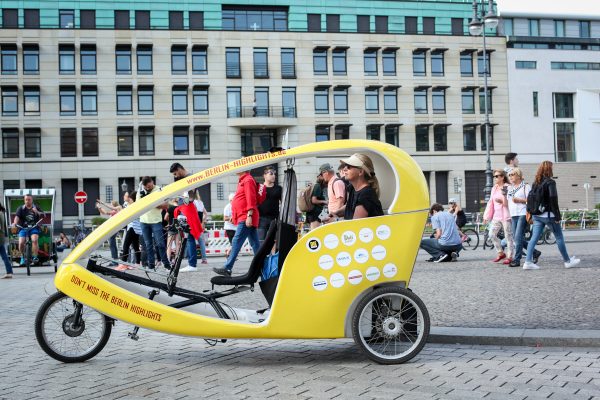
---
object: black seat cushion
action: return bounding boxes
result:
[211,220,278,286]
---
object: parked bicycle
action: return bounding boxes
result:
[72,223,89,246]
[460,227,480,250]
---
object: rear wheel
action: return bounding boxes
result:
[544,229,556,245]
[352,286,430,364]
[461,228,479,250]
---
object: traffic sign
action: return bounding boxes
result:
[74,191,88,204]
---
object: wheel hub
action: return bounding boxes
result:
[62,314,85,337]
[382,317,402,337]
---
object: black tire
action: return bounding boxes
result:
[544,229,556,245]
[461,228,479,250]
[352,286,430,365]
[25,243,32,276]
[35,291,112,363]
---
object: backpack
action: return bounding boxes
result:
[526,180,547,215]
[298,184,315,212]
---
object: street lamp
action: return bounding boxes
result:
[469,0,497,202]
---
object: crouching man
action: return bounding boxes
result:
[420,203,463,263]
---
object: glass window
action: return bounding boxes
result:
[515,60,536,69]
[414,89,428,114]
[580,21,590,38]
[431,52,444,76]
[138,126,155,156]
[2,128,19,158]
[2,87,18,116]
[59,86,76,116]
[81,86,97,115]
[171,46,187,74]
[80,45,96,74]
[462,90,475,114]
[367,125,380,140]
[555,122,576,162]
[226,48,241,78]
[463,126,477,151]
[282,87,296,117]
[60,10,74,28]
[335,125,349,140]
[365,88,379,114]
[533,91,539,117]
[385,126,399,146]
[82,128,98,156]
[528,19,539,36]
[554,20,565,37]
[253,48,268,78]
[307,14,321,32]
[413,51,426,76]
[137,45,152,74]
[554,93,573,118]
[383,89,397,114]
[503,18,513,36]
[416,125,429,151]
[281,48,295,78]
[357,15,370,33]
[481,125,494,151]
[172,86,188,115]
[117,127,134,156]
[382,51,396,76]
[115,45,131,74]
[193,87,208,115]
[227,87,241,117]
[451,18,464,35]
[60,128,77,157]
[375,16,388,33]
[2,9,18,28]
[432,89,446,114]
[326,14,340,32]
[460,52,473,76]
[23,45,39,74]
[23,86,40,115]
[138,86,154,115]
[315,126,330,142]
[314,88,329,114]
[59,45,75,74]
[434,125,447,151]
[194,126,210,155]
[333,88,348,114]
[116,86,133,115]
[1,45,17,75]
[478,52,491,76]
[24,128,41,158]
[24,9,40,28]
[423,17,436,34]
[313,49,327,75]
[405,16,417,34]
[479,89,493,114]
[254,87,269,116]
[222,7,288,31]
[173,126,189,155]
[114,10,130,29]
[192,47,207,74]
[169,11,183,29]
[332,49,347,75]
[80,10,96,29]
[364,50,377,76]
[189,11,204,30]
[135,10,150,29]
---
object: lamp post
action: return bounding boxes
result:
[469,0,498,202]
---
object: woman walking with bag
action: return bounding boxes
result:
[483,169,514,264]
[523,161,580,270]
[507,168,540,267]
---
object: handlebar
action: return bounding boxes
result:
[15,219,44,230]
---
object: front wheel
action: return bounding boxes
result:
[461,228,479,250]
[544,229,556,245]
[352,286,430,364]
[35,291,112,363]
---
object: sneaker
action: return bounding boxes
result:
[502,258,513,265]
[201,259,208,265]
[434,253,449,263]
[533,250,541,264]
[450,252,459,262]
[564,257,580,269]
[492,254,506,263]
[1,274,12,279]
[180,265,198,272]
[19,257,25,266]
[508,260,520,268]
[425,257,435,262]
[212,267,232,276]
[31,256,40,265]
[523,262,540,270]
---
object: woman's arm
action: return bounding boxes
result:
[353,205,369,219]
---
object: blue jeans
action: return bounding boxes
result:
[526,216,569,263]
[223,222,261,271]
[511,215,530,263]
[140,222,170,269]
[109,234,118,260]
[198,234,207,260]
[420,238,462,258]
[186,233,197,268]
[1,244,13,274]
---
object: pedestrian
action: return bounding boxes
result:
[223,193,236,257]
[139,176,171,271]
[177,191,204,272]
[0,202,14,279]
[305,174,328,230]
[523,161,580,270]
[420,203,463,262]
[193,193,209,264]
[504,152,519,174]
[483,169,514,265]
[320,163,346,222]
[96,199,122,262]
[116,191,142,271]
[212,171,261,277]
[257,166,282,241]
[54,232,71,252]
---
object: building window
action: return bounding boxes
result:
[193,86,208,115]
[432,88,446,114]
[335,125,350,140]
[169,11,183,29]
[24,86,40,115]
[580,21,590,38]
[460,51,473,76]
[138,126,155,156]
[533,91,539,117]
[194,126,210,155]
[451,18,464,35]
[313,49,327,75]
[478,52,491,76]
[479,89,493,114]
[326,14,340,32]
[254,87,269,116]
[80,10,96,29]
[60,128,77,157]
[434,125,447,151]
[172,86,188,115]
[551,62,600,70]
[375,16,388,33]
[59,44,75,74]
[59,86,76,116]
[315,126,330,142]
[190,11,204,30]
[2,128,19,158]
[1,45,17,75]
[281,48,295,78]
[23,45,39,74]
[135,10,150,29]
[171,45,187,74]
[385,125,399,146]
[481,125,494,151]
[173,126,189,155]
[554,93,573,118]
[226,48,241,78]
[253,48,269,78]
[60,10,74,28]
[82,128,98,156]
[414,88,428,114]
[314,87,329,114]
[503,18,513,36]
[116,86,133,115]
[423,17,435,34]
[416,125,430,152]
[307,14,321,32]
[555,123,576,162]
[138,86,154,115]
[333,88,348,114]
[24,128,41,158]
[367,125,380,140]
[117,127,134,156]
[365,88,379,114]
[227,87,241,117]
[357,15,370,33]
[332,49,347,75]
[462,89,475,114]
[554,20,565,37]
[137,45,153,74]
[2,9,18,28]
[80,44,96,74]
[364,50,378,76]
[405,16,417,34]
[382,50,396,76]
[431,51,444,76]
[222,6,288,31]
[1,86,17,116]
[192,46,207,75]
[413,51,426,76]
[282,87,296,117]
[114,10,130,29]
[81,86,97,115]
[528,19,539,36]
[463,125,477,151]
[383,88,398,114]
[515,60,536,69]
[115,45,132,74]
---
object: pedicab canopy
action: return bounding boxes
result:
[54,140,431,339]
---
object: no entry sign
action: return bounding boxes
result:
[74,191,88,204]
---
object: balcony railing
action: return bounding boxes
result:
[227,106,296,118]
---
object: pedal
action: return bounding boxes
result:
[128,331,139,341]
[220,339,227,343]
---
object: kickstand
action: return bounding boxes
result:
[128,289,159,341]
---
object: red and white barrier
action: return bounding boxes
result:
[203,229,254,257]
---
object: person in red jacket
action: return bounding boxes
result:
[175,191,204,272]
[213,171,262,276]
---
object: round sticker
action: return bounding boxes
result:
[323,234,339,250]
[341,231,357,246]
[330,272,345,288]
[376,225,391,240]
[312,276,328,291]
[347,269,363,285]
[382,263,398,278]
[336,251,352,267]
[354,248,369,264]
[306,238,321,253]
[318,255,334,270]
[365,266,381,282]
[359,228,374,243]
[371,245,387,261]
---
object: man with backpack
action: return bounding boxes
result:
[320,163,346,222]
